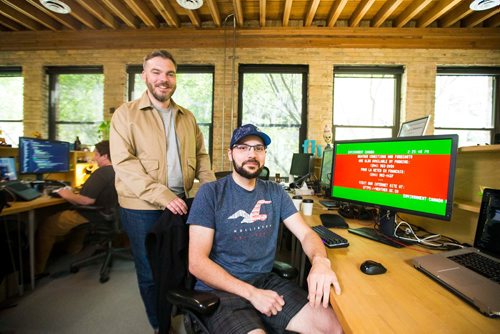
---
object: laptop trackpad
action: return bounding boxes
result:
[438,267,482,286]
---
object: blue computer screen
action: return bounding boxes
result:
[0,157,17,181]
[19,137,70,175]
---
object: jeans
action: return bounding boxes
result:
[120,208,163,330]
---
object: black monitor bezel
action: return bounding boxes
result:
[289,153,312,177]
[329,134,459,221]
[18,137,71,175]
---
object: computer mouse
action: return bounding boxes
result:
[360,260,387,275]
[320,213,349,228]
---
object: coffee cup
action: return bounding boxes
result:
[302,199,314,216]
[292,195,303,211]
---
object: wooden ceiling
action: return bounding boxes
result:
[0,0,499,51]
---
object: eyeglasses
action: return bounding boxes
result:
[232,144,266,153]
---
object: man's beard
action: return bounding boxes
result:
[232,159,263,179]
[146,81,175,102]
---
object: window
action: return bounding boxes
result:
[239,65,308,177]
[435,67,499,147]
[128,65,214,156]
[333,66,403,140]
[0,67,23,146]
[47,67,104,146]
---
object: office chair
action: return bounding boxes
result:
[69,205,132,283]
[214,171,231,179]
[166,261,298,334]
[258,166,270,180]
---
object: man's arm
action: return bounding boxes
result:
[283,212,341,308]
[56,188,95,206]
[188,224,285,317]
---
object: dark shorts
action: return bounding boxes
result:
[203,272,308,334]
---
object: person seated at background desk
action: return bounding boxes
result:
[188,124,343,334]
[35,140,117,277]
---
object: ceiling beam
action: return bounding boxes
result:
[64,0,102,29]
[283,0,293,27]
[126,0,159,28]
[2,27,498,51]
[78,0,118,29]
[486,13,500,28]
[0,15,23,31]
[439,1,473,28]
[205,0,221,27]
[349,0,376,27]
[185,8,201,28]
[260,0,266,27]
[463,7,500,28]
[394,0,432,27]
[417,0,461,28]
[233,0,244,27]
[305,0,320,27]
[101,0,139,28]
[371,0,403,27]
[1,0,61,31]
[327,0,348,27]
[150,0,180,28]
[0,2,43,30]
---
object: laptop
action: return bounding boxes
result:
[412,188,500,318]
[2,180,41,201]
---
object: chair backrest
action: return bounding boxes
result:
[215,171,231,179]
[258,166,270,180]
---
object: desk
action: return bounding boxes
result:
[1,196,66,293]
[298,201,499,333]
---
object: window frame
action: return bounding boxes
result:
[237,64,308,151]
[127,64,215,158]
[333,65,403,139]
[46,66,104,141]
[0,66,23,145]
[435,66,500,144]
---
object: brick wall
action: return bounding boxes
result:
[1,47,499,170]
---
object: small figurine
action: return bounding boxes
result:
[323,124,333,148]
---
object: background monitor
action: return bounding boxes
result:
[330,134,458,244]
[320,148,334,190]
[398,115,431,137]
[19,137,70,179]
[0,157,18,181]
[289,153,312,177]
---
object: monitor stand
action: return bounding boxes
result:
[348,210,410,248]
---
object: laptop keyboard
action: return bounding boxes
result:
[448,252,500,283]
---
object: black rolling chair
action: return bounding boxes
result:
[214,171,231,179]
[166,261,298,334]
[258,166,270,180]
[69,205,132,283]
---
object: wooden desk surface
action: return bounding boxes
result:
[302,204,499,334]
[1,196,66,216]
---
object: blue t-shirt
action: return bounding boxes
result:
[187,175,297,291]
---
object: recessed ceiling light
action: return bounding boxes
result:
[469,0,500,11]
[39,0,71,14]
[176,0,203,10]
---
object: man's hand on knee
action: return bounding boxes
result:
[307,256,341,308]
[248,287,285,317]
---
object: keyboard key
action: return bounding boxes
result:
[312,225,349,248]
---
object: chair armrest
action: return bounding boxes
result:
[73,205,104,211]
[166,289,219,315]
[272,260,298,280]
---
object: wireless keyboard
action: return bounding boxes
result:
[312,225,349,248]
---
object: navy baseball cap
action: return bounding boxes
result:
[229,124,271,148]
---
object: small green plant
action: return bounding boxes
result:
[97,120,111,140]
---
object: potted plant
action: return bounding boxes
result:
[97,120,111,140]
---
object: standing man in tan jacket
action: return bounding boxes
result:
[110,50,215,332]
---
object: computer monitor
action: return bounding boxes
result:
[398,115,431,137]
[0,157,18,181]
[330,134,458,245]
[289,153,312,177]
[19,137,70,180]
[319,148,334,193]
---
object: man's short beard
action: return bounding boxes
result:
[232,159,263,179]
[146,81,175,102]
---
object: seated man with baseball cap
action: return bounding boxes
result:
[187,124,343,334]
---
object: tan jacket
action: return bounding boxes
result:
[110,91,215,210]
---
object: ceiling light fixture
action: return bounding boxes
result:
[469,0,500,11]
[176,0,203,10]
[39,0,71,14]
